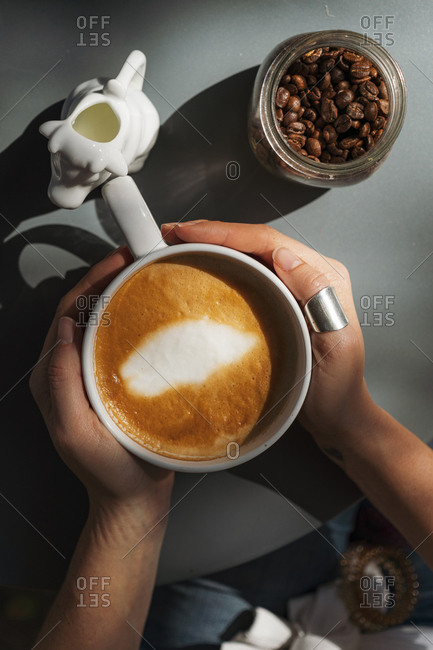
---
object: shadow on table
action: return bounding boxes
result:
[230,421,361,522]
[0,67,346,591]
[126,66,326,225]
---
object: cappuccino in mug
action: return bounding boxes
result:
[93,252,297,460]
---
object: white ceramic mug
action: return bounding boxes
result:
[82,176,312,472]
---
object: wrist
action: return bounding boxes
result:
[307,383,383,465]
[86,471,174,535]
[87,495,171,546]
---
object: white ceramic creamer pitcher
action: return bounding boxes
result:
[39,50,159,209]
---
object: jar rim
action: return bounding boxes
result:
[260,30,407,178]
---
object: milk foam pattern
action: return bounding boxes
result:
[121,318,258,397]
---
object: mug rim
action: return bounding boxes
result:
[82,242,312,472]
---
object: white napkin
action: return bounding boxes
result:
[221,581,433,650]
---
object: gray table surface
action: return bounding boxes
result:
[0,0,432,588]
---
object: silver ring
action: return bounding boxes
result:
[304,286,349,333]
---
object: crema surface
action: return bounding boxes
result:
[94,254,285,460]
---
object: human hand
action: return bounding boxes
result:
[161,221,378,456]
[30,246,174,521]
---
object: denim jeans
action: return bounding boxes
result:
[142,506,355,649]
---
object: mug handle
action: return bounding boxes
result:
[102,176,167,259]
[115,50,147,92]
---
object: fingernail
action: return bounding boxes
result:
[176,220,207,228]
[57,316,75,345]
[273,247,302,271]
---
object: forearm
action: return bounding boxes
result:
[317,397,433,567]
[35,502,166,649]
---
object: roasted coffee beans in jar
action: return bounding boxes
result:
[248,30,407,187]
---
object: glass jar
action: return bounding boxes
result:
[248,30,407,187]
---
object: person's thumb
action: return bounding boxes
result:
[272,247,331,306]
[48,316,88,432]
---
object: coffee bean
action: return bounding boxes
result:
[343,49,364,63]
[289,61,310,76]
[321,98,338,122]
[338,55,350,72]
[299,148,308,156]
[306,137,322,157]
[359,79,379,100]
[276,87,290,108]
[315,116,326,129]
[285,83,298,95]
[370,66,378,78]
[346,102,364,120]
[351,76,371,85]
[306,75,317,86]
[319,58,335,74]
[334,114,352,133]
[283,111,298,125]
[301,119,315,135]
[317,72,331,90]
[351,146,366,159]
[292,74,308,91]
[281,74,292,87]
[288,139,302,151]
[298,106,305,118]
[291,133,307,146]
[321,150,332,162]
[302,48,323,64]
[307,155,321,162]
[327,142,344,156]
[350,60,371,79]
[322,87,336,99]
[287,95,301,112]
[351,120,362,130]
[364,101,378,122]
[308,86,322,101]
[299,91,311,107]
[378,80,388,99]
[275,108,284,121]
[359,122,370,138]
[322,48,342,59]
[340,136,360,149]
[335,89,354,109]
[308,63,319,75]
[336,80,351,91]
[303,108,317,121]
[287,121,306,134]
[365,134,374,150]
[374,128,384,143]
[330,66,346,84]
[323,124,338,143]
[372,115,386,130]
[377,99,389,115]
[357,96,369,106]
